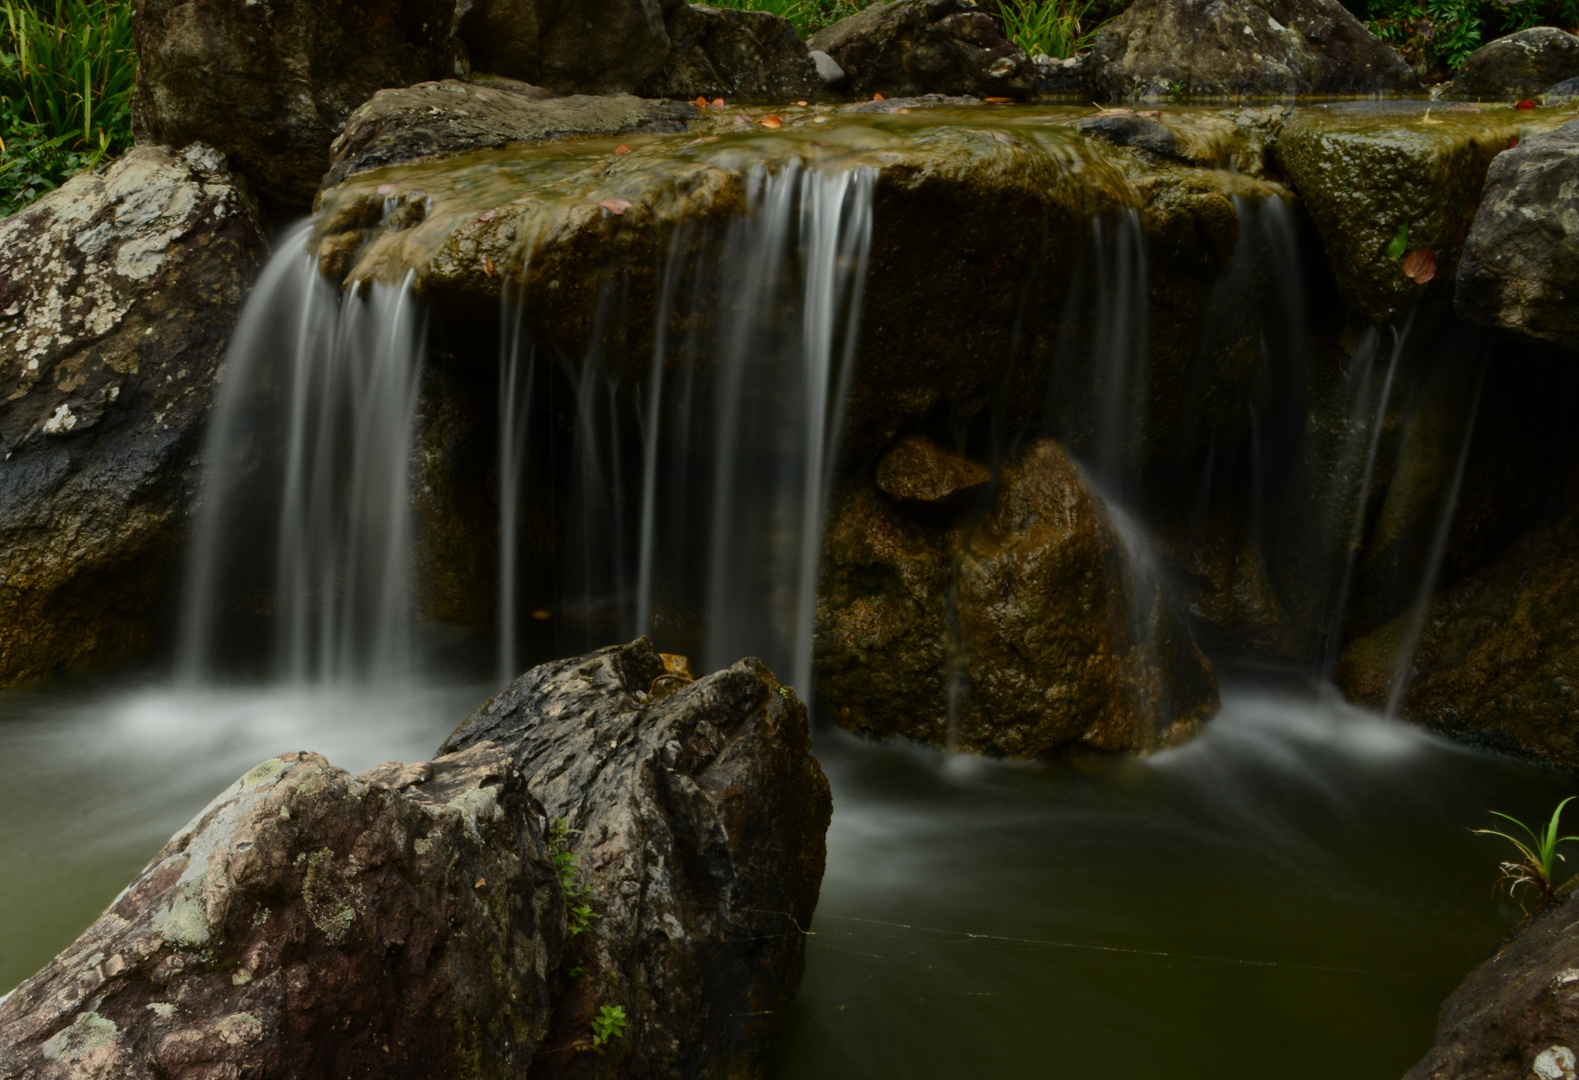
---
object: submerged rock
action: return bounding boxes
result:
[0,144,264,689]
[1404,885,1579,1080]
[637,4,826,101]
[807,0,1037,99]
[0,744,565,1078]
[1089,0,1420,100]
[1456,119,1579,353]
[439,638,831,1078]
[131,0,468,214]
[817,438,1217,757]
[1451,27,1579,101]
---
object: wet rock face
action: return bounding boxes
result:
[808,0,1037,99]
[1403,887,1579,1080]
[1090,0,1420,99]
[817,438,1218,757]
[874,434,991,509]
[1452,27,1579,101]
[1456,119,1579,353]
[638,4,827,101]
[322,78,694,190]
[439,638,832,1079]
[0,743,565,1079]
[1275,102,1555,325]
[0,144,264,689]
[131,0,468,215]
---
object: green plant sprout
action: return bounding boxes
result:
[548,818,598,936]
[1473,796,1579,909]
[998,0,1107,59]
[591,1004,627,1048]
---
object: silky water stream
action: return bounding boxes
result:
[1,108,1572,1079]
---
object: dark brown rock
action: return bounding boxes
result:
[1451,27,1579,101]
[637,4,827,101]
[0,743,565,1079]
[1456,118,1579,353]
[488,0,682,95]
[130,0,469,214]
[321,78,694,190]
[874,434,991,509]
[1403,886,1579,1080]
[817,439,1218,756]
[439,637,831,1079]
[808,0,1037,100]
[0,144,265,689]
[1090,0,1420,99]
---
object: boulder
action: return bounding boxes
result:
[0,144,265,689]
[130,0,469,214]
[1452,27,1579,101]
[1403,886,1579,1080]
[321,78,695,190]
[807,0,1038,99]
[874,434,991,509]
[816,438,1218,757]
[438,638,832,1079]
[636,5,827,101]
[1456,118,1579,352]
[1089,0,1421,99]
[0,743,566,1078]
[1275,102,1563,325]
[463,0,682,95]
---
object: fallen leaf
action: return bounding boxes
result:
[1137,109,1162,118]
[711,97,726,108]
[1510,135,1521,148]
[1385,221,1410,259]
[812,116,829,124]
[890,106,911,113]
[873,92,885,101]
[761,114,783,129]
[483,254,496,278]
[376,183,397,196]
[734,114,751,125]
[1402,247,1437,284]
[1516,98,1538,109]
[984,96,1014,103]
[600,199,632,215]
[474,877,487,889]
[992,130,1021,145]
[694,95,708,108]
[472,209,496,224]
[688,135,719,145]
[795,100,808,106]
[614,143,632,155]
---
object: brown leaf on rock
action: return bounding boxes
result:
[614,143,632,155]
[711,97,726,108]
[482,255,496,278]
[694,95,708,108]
[600,199,632,216]
[761,115,783,129]
[1402,248,1437,284]
[873,92,884,101]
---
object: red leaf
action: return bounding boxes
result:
[984,96,1014,103]
[1510,135,1521,148]
[482,255,496,279]
[760,114,783,129]
[600,199,631,215]
[694,96,708,108]
[614,144,632,155]
[795,100,808,106]
[1402,248,1437,284]
[1516,98,1538,109]
[711,97,726,108]
[873,93,884,101]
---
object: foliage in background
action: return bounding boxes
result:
[707,0,871,36]
[998,0,1115,58]
[1473,796,1579,911]
[1360,0,1579,79]
[0,0,135,216]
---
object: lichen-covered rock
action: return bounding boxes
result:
[807,0,1037,99]
[0,743,565,1079]
[0,144,264,689]
[130,0,469,214]
[817,439,1218,756]
[637,4,827,101]
[1275,102,1563,325]
[874,434,991,509]
[1455,118,1579,352]
[1335,507,1579,769]
[1451,27,1579,101]
[321,78,694,190]
[1089,0,1420,100]
[1403,885,1579,1080]
[438,638,831,1079]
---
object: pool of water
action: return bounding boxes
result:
[0,668,1566,1078]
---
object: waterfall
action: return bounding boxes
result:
[178,226,426,683]
[496,291,534,686]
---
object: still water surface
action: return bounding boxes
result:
[0,668,1567,1079]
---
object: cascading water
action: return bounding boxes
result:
[178,226,427,683]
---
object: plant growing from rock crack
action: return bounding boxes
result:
[548,818,598,937]
[1474,796,1579,910]
[590,1004,627,1048]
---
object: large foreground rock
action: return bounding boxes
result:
[1456,119,1579,352]
[0,743,565,1078]
[1404,886,1579,1080]
[807,0,1037,99]
[1090,0,1420,99]
[1452,27,1579,101]
[0,144,264,689]
[440,638,831,1078]
[816,438,1218,756]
